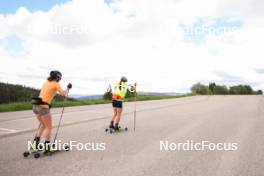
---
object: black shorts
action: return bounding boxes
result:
[112,100,123,108]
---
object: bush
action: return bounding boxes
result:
[191,83,260,95]
[213,85,229,95]
[103,91,112,100]
[257,90,263,95]
[253,90,263,95]
[191,83,210,95]
[230,85,253,95]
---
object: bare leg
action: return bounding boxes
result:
[36,114,45,137]
[111,108,118,122]
[115,108,123,124]
[41,112,52,141]
[110,108,117,128]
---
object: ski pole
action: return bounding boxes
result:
[53,84,71,143]
[107,84,112,93]
[53,94,67,143]
[133,83,137,131]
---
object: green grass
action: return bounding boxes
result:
[0,94,194,112]
[0,102,33,112]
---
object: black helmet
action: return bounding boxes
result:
[50,70,62,81]
[121,76,127,82]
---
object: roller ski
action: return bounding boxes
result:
[105,126,128,133]
[23,137,43,158]
[24,141,70,159]
[33,143,70,159]
[105,122,128,134]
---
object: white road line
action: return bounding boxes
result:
[0,128,18,133]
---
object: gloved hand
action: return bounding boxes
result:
[67,83,72,89]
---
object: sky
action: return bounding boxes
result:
[0,0,263,95]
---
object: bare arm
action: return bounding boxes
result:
[57,86,69,97]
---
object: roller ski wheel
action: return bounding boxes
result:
[23,148,40,158]
[65,145,70,151]
[34,153,40,159]
[23,151,30,158]
[23,149,40,158]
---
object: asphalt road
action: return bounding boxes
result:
[0,96,263,176]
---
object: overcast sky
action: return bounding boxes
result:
[0,0,263,95]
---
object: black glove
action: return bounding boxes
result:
[67,83,72,89]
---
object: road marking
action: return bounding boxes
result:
[0,127,18,133]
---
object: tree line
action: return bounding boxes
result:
[191,82,263,95]
[0,82,69,104]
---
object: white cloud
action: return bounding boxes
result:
[0,0,263,94]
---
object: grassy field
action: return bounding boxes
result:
[0,94,194,112]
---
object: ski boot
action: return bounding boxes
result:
[114,123,120,131]
[109,121,115,129]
